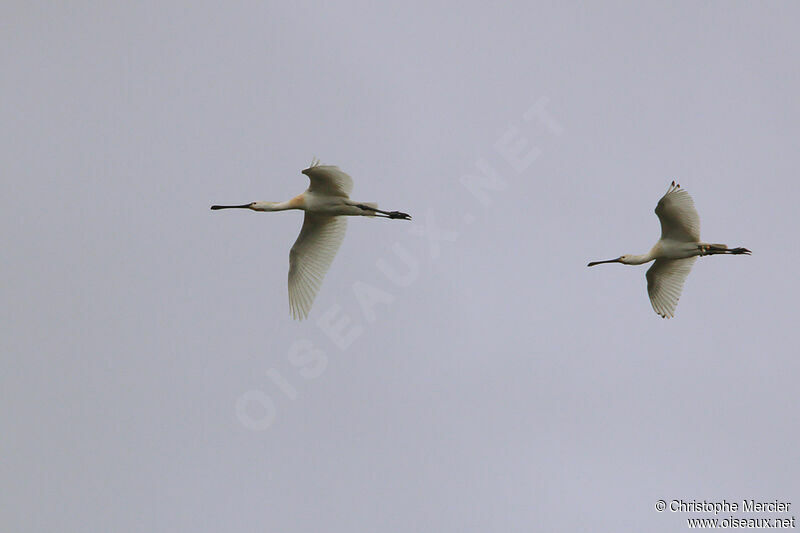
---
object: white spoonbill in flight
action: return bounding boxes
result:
[212,160,411,320]
[588,181,751,318]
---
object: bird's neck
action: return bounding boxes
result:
[252,196,304,212]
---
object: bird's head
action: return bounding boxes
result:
[587,256,624,267]
[587,254,649,266]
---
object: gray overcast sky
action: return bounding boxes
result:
[2,1,799,531]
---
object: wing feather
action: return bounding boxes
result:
[288,213,347,320]
[301,164,354,197]
[646,257,697,318]
[654,182,701,242]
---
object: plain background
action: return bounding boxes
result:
[2,2,798,531]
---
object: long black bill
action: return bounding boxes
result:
[587,258,621,267]
[210,204,251,210]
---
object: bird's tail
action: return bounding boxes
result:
[699,243,752,255]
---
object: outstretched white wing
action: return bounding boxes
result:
[646,257,697,318]
[288,213,347,320]
[301,164,354,198]
[655,182,700,242]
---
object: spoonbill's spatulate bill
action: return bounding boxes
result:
[212,160,411,320]
[587,182,751,318]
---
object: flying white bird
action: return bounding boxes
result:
[587,181,751,318]
[212,160,411,320]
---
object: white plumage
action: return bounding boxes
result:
[302,164,354,197]
[655,182,701,242]
[212,161,411,320]
[288,214,347,320]
[646,257,697,319]
[588,181,751,318]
